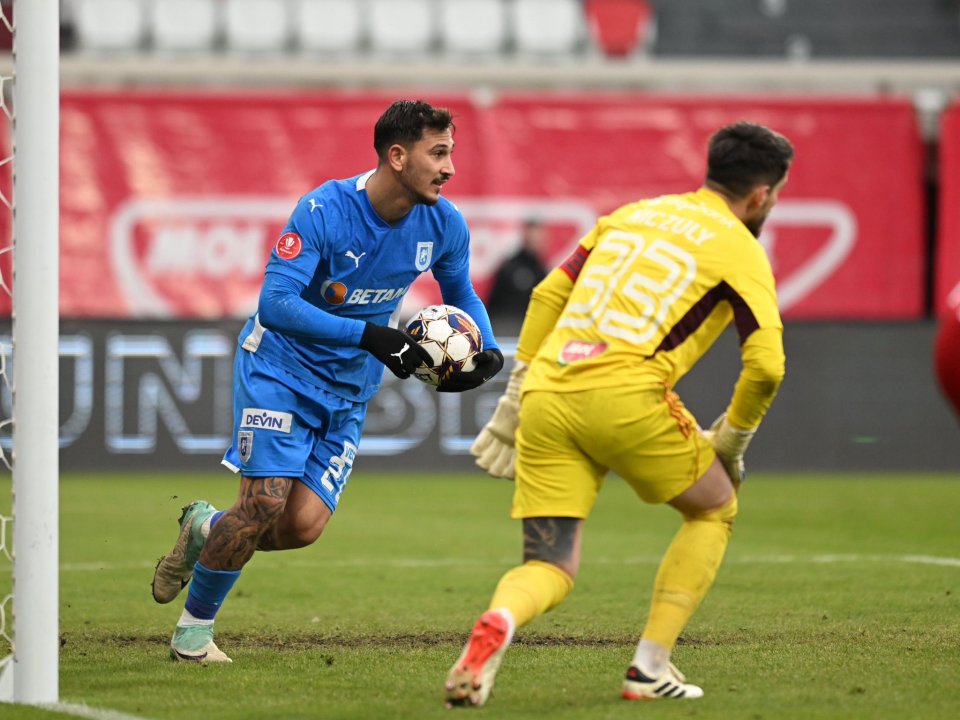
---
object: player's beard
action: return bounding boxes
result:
[400,167,442,206]
[746,188,781,237]
[745,216,764,237]
[745,206,773,237]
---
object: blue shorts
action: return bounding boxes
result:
[222,349,367,513]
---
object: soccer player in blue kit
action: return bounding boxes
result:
[151,99,503,662]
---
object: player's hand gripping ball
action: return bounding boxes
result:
[404,304,483,387]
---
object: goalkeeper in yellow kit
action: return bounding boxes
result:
[445,121,794,706]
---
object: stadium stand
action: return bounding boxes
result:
[59,0,960,60]
[584,0,654,58]
[368,0,437,55]
[73,0,146,52]
[296,0,365,55]
[150,0,220,54]
[511,0,585,56]
[648,0,960,58]
[439,0,509,57]
[223,0,291,54]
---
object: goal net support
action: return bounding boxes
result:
[0,0,60,705]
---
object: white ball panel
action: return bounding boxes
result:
[420,339,446,366]
[445,333,474,362]
[425,318,455,343]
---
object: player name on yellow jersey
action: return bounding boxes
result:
[525,188,782,395]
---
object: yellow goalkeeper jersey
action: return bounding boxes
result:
[523,188,784,425]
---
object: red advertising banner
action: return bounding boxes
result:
[489,93,926,319]
[936,101,960,315]
[1,90,928,319]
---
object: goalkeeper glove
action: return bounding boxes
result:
[437,348,505,393]
[469,360,527,479]
[358,322,433,379]
[702,413,757,487]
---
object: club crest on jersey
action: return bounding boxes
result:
[558,340,608,366]
[276,232,302,260]
[415,242,434,271]
[238,431,253,462]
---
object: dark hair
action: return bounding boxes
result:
[373,100,455,161]
[706,121,794,198]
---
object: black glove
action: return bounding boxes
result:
[358,322,433,379]
[438,348,505,393]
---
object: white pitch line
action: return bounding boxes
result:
[732,553,960,568]
[898,554,960,567]
[39,702,153,720]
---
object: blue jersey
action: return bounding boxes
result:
[237,170,492,403]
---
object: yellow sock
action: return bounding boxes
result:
[489,560,574,629]
[641,494,738,649]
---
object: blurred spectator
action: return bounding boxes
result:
[486,218,548,321]
[934,281,960,422]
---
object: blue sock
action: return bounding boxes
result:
[209,510,225,530]
[184,562,241,621]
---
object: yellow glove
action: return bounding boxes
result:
[702,413,756,488]
[470,360,527,479]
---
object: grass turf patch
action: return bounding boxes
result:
[1,472,958,719]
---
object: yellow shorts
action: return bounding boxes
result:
[512,385,716,519]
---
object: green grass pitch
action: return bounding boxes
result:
[1,471,958,719]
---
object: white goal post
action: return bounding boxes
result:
[0,0,60,705]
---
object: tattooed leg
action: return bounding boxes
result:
[479,517,580,631]
[522,517,584,579]
[257,479,333,551]
[200,475,293,571]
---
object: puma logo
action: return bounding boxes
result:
[308,198,324,212]
[390,343,410,363]
[345,250,366,268]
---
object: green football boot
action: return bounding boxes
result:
[151,500,217,604]
[170,624,232,663]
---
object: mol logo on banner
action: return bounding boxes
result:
[110,196,601,319]
[110,197,292,318]
[110,195,856,319]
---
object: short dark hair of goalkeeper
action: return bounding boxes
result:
[704,121,795,237]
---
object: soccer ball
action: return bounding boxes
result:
[404,304,483,387]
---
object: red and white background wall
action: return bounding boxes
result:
[0,89,937,319]
[0,89,957,470]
